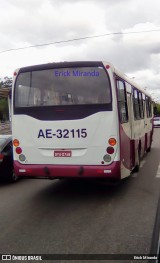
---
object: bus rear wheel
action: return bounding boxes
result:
[146,145,151,152]
[133,148,140,173]
[7,170,19,183]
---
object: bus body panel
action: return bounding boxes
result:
[12,111,119,166]
[114,67,153,178]
[14,161,121,179]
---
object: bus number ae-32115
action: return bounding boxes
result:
[37,128,88,139]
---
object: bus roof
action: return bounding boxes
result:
[103,61,151,98]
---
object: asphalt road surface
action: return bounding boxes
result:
[0,129,160,263]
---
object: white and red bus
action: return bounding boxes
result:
[12,61,153,180]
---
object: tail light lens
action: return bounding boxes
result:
[106,147,114,154]
[19,154,26,162]
[13,139,20,147]
[108,138,116,146]
[103,154,111,163]
[15,147,22,154]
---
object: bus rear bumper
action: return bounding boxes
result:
[14,161,121,179]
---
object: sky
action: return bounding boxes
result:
[1,0,160,101]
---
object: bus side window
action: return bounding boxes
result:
[116,80,128,123]
[142,93,146,116]
[146,96,152,118]
[138,92,144,119]
[133,88,141,120]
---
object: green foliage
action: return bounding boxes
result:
[154,103,160,116]
[0,98,9,120]
[0,77,12,88]
[0,76,12,121]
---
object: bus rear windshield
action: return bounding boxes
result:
[15,67,111,107]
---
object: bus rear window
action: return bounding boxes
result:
[15,67,111,107]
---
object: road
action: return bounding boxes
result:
[0,129,160,263]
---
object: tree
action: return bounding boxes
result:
[0,77,12,88]
[153,102,160,116]
[0,98,9,120]
[0,76,12,121]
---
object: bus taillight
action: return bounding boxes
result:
[106,147,114,154]
[103,154,111,163]
[108,138,116,146]
[15,147,22,154]
[13,139,20,147]
[19,154,26,162]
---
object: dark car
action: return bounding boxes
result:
[0,135,18,182]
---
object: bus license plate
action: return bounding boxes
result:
[54,150,72,157]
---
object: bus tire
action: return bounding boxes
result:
[133,148,140,173]
[8,170,19,183]
[146,145,151,152]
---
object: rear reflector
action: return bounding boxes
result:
[104,170,111,173]
[97,170,104,174]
